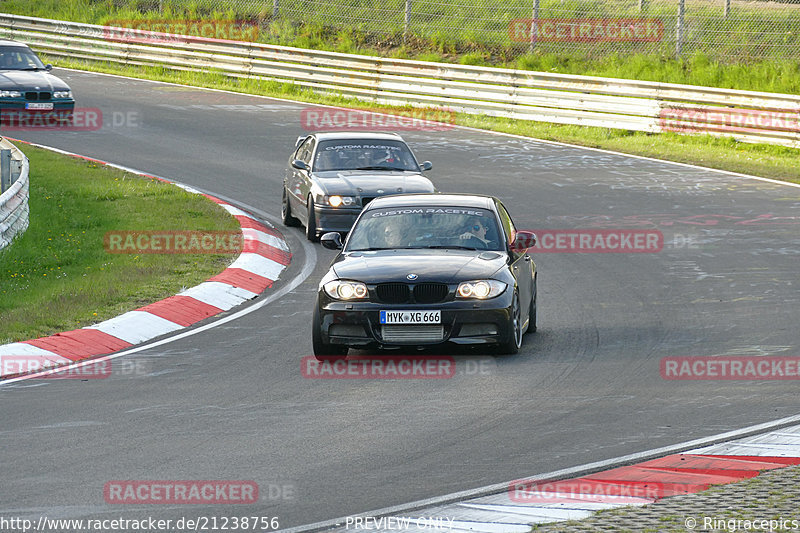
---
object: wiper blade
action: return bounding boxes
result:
[349,246,416,251]
[423,245,480,250]
[353,166,405,171]
[20,67,43,71]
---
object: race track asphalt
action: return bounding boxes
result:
[1,70,798,527]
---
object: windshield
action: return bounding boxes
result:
[346,206,504,252]
[0,46,46,70]
[313,139,420,172]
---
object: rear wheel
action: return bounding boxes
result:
[312,306,348,361]
[281,188,300,227]
[497,290,522,355]
[305,197,319,242]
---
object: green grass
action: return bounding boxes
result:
[43,55,800,185]
[5,0,800,92]
[0,145,240,344]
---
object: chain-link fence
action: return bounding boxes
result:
[112,0,800,61]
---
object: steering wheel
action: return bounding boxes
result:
[461,233,489,250]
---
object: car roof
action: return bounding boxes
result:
[310,131,405,142]
[365,193,496,210]
[0,40,31,48]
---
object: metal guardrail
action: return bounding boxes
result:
[0,138,30,250]
[1,13,799,148]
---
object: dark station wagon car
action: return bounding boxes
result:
[312,193,538,359]
[281,132,434,241]
[0,40,75,124]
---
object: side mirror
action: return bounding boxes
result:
[291,159,309,171]
[320,232,343,250]
[420,161,432,171]
[45,64,53,71]
[510,230,536,252]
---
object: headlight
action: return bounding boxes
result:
[0,90,22,98]
[324,280,368,300]
[53,90,72,99]
[326,195,356,207]
[456,280,507,299]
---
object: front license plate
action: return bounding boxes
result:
[380,310,441,325]
[25,103,54,110]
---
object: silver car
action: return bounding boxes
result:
[281,131,434,241]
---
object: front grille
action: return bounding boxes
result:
[375,282,449,304]
[413,282,449,304]
[382,325,444,343]
[23,92,52,101]
[376,283,409,304]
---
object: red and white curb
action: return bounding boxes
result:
[289,422,800,533]
[0,142,291,379]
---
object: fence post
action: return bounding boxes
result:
[639,0,647,12]
[1,149,10,194]
[676,0,685,57]
[529,0,540,54]
[273,0,279,19]
[724,0,730,18]
[403,0,412,44]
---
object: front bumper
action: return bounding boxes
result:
[0,100,76,127]
[313,204,362,234]
[316,291,515,349]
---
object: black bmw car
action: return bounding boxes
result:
[0,40,75,122]
[313,193,537,359]
[281,132,434,241]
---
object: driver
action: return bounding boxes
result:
[382,221,413,248]
[370,148,397,167]
[459,217,491,246]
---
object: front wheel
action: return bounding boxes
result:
[312,306,348,361]
[497,290,522,355]
[305,197,319,242]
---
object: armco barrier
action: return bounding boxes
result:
[1,13,799,148]
[0,138,30,250]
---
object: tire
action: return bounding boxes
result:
[305,197,319,242]
[312,306,348,361]
[528,277,537,334]
[497,290,522,355]
[281,188,300,227]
